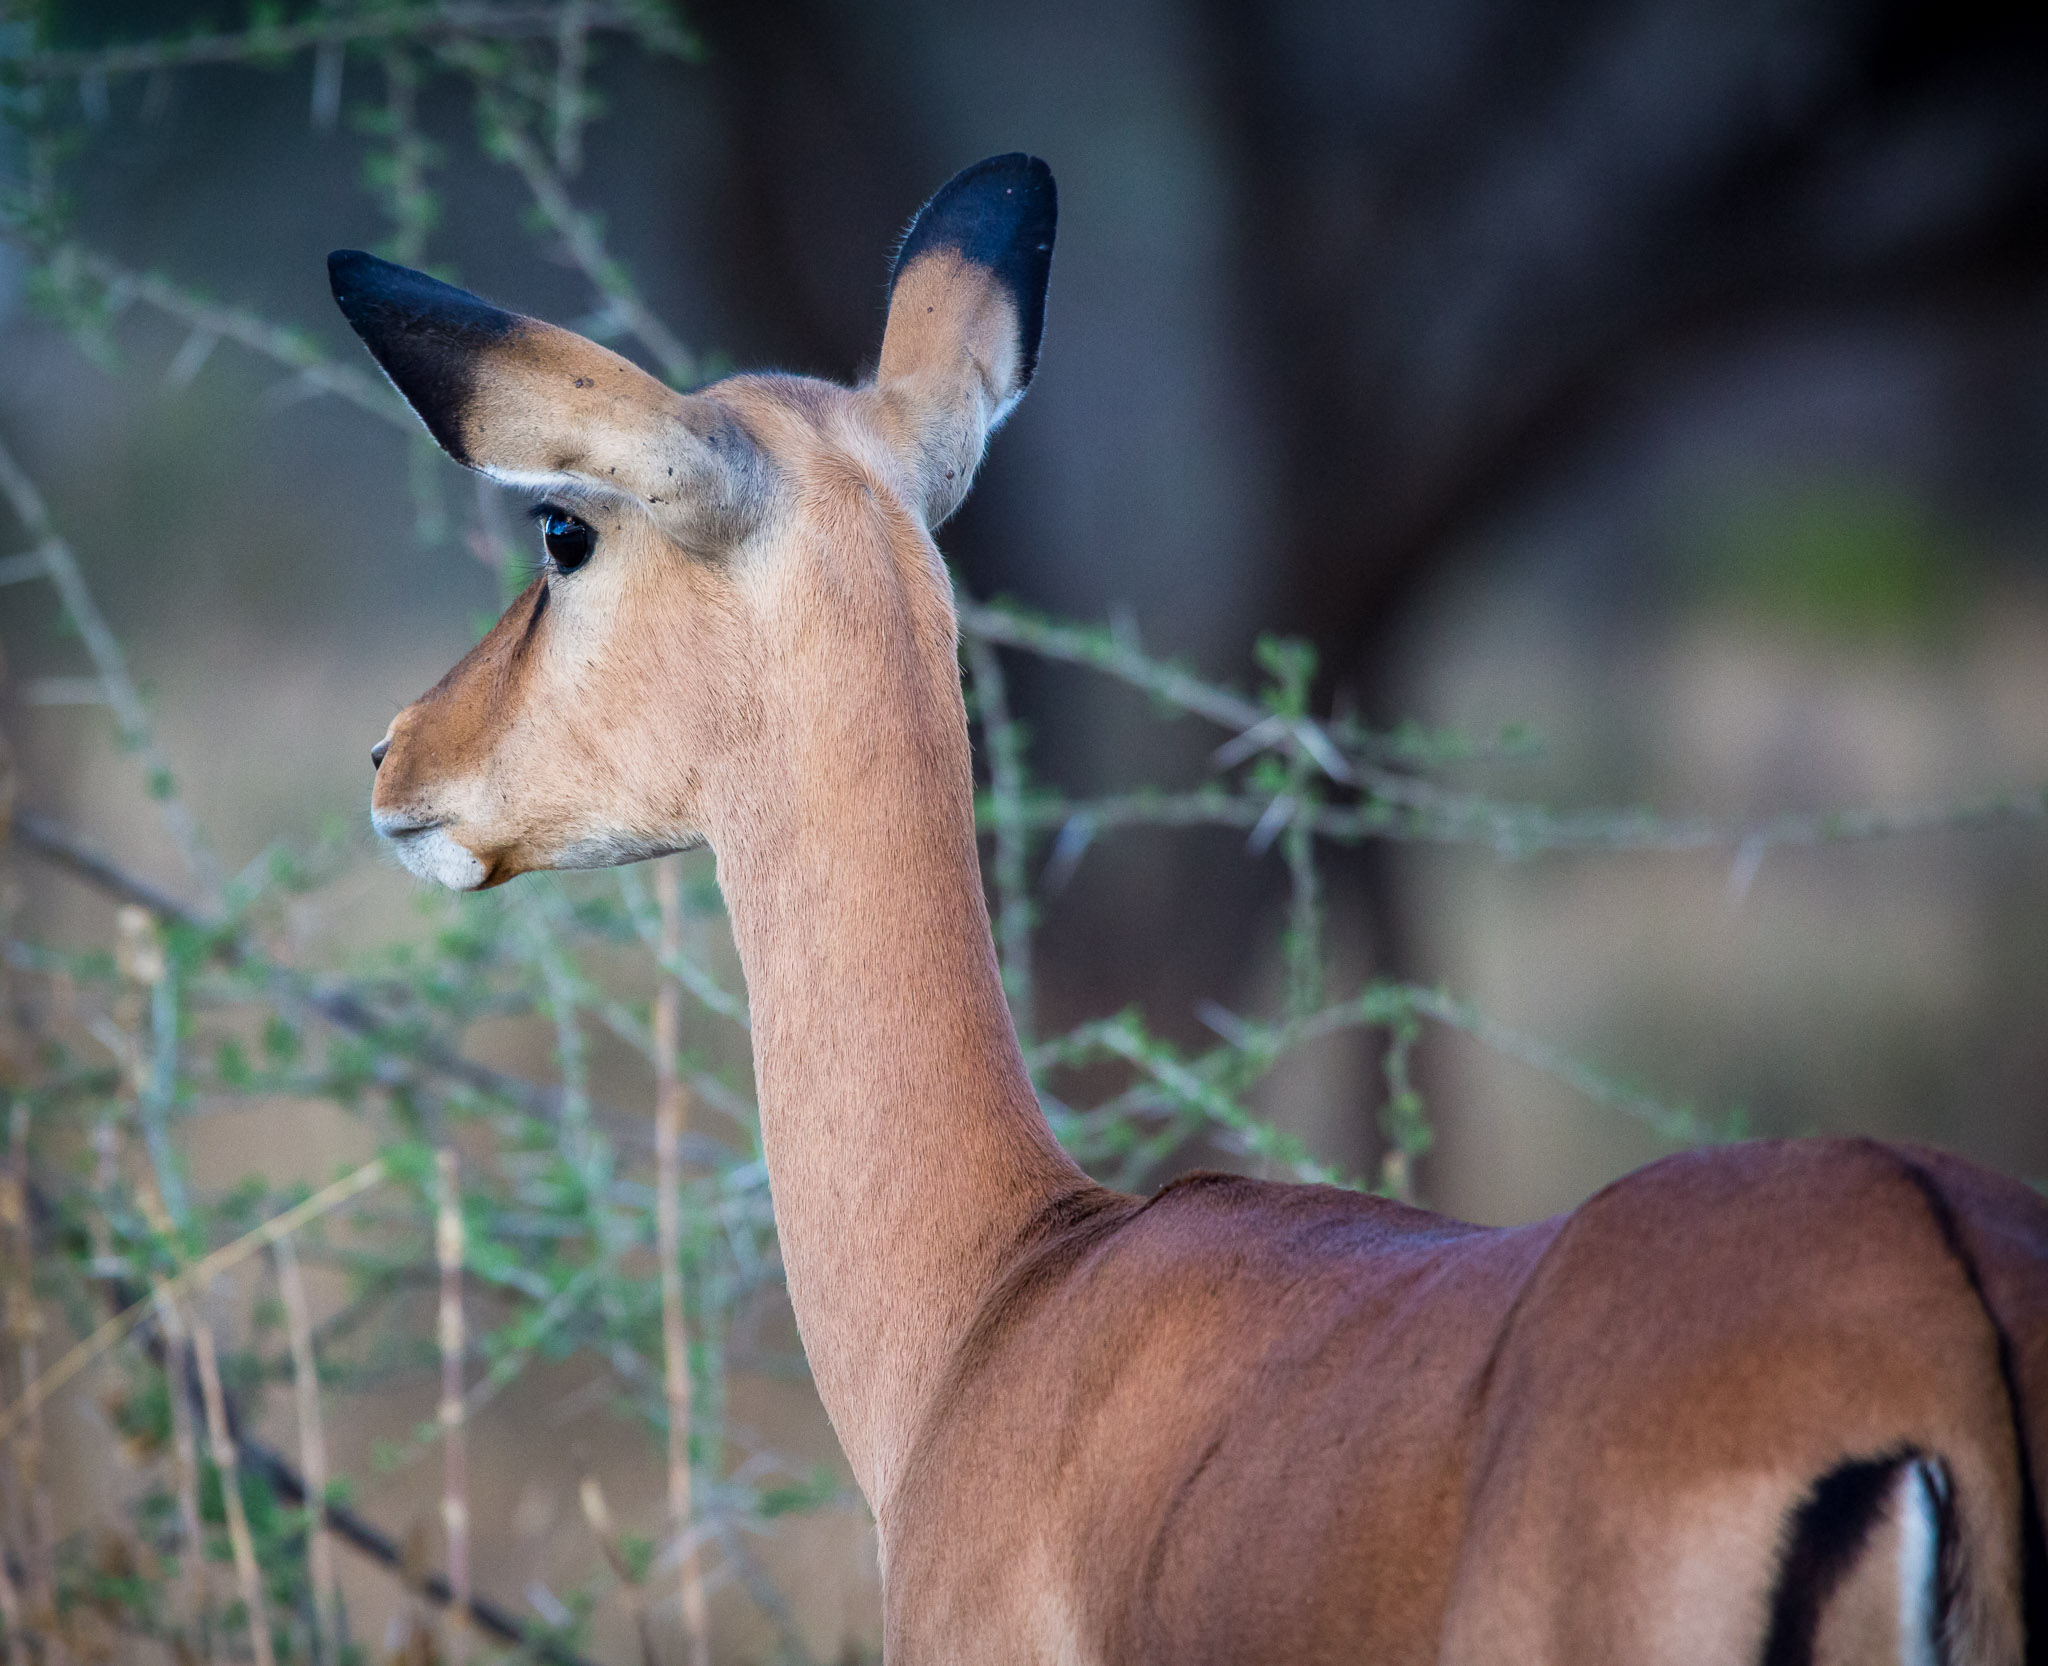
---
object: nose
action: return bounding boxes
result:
[370,737,390,770]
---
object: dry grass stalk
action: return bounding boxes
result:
[578,1476,659,1666]
[0,960,19,1666]
[654,858,712,1666]
[383,1521,442,1666]
[86,1119,120,1266]
[0,1531,22,1666]
[0,1158,389,1448]
[149,1287,213,1654]
[434,1149,469,1658]
[273,1235,337,1663]
[190,1312,274,1666]
[0,1345,21,1661]
[1,1101,56,1643]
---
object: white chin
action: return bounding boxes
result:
[386,827,489,891]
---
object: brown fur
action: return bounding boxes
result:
[352,234,2048,1662]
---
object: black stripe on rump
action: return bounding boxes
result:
[1762,1451,1929,1666]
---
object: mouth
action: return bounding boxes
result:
[370,810,488,891]
[371,809,446,838]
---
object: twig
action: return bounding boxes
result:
[553,0,590,175]
[191,1311,275,1666]
[616,866,751,1031]
[958,599,1285,752]
[1280,801,1323,1020]
[966,637,1036,1042]
[54,249,402,423]
[1399,984,1723,1146]
[709,1517,815,1666]
[370,1261,609,1479]
[53,1209,606,1666]
[434,1149,470,1652]
[654,861,712,1666]
[151,1288,213,1650]
[273,1236,337,1665]
[121,906,191,1229]
[0,1103,52,1637]
[467,85,697,384]
[975,783,2048,860]
[235,1431,605,1666]
[578,1476,657,1666]
[1060,1014,1348,1186]
[374,49,437,268]
[1037,979,1725,1168]
[0,433,220,899]
[7,808,644,1133]
[522,896,594,1161]
[0,1158,390,1444]
[0,1540,20,1666]
[1375,1013,1427,1204]
[957,597,1362,791]
[958,599,2048,857]
[8,3,683,81]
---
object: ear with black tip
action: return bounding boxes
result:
[328,250,766,544]
[875,153,1056,526]
[328,251,518,466]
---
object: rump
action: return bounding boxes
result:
[1893,1148,2048,1661]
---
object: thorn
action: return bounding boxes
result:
[1248,795,1295,856]
[161,329,218,395]
[1212,714,1287,773]
[1196,1001,1254,1047]
[79,68,110,125]
[1724,833,1768,908]
[310,42,344,131]
[1041,814,1096,894]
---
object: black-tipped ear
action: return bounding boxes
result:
[328,251,521,465]
[874,156,1057,525]
[890,153,1056,387]
[328,251,765,544]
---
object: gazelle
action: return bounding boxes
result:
[332,154,2048,1664]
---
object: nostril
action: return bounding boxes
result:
[370,738,390,770]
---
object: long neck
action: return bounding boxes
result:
[709,542,1087,1513]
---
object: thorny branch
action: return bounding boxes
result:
[465,81,700,385]
[966,635,1037,1042]
[5,2,688,82]
[45,249,400,421]
[97,1245,611,1666]
[955,600,2048,868]
[8,807,734,1156]
[0,435,221,901]
[970,779,2048,862]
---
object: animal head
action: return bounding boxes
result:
[335,153,1055,888]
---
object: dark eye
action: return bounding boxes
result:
[539,506,593,572]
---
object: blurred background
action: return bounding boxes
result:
[3,0,2048,1661]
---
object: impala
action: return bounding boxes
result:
[331,154,2047,1664]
